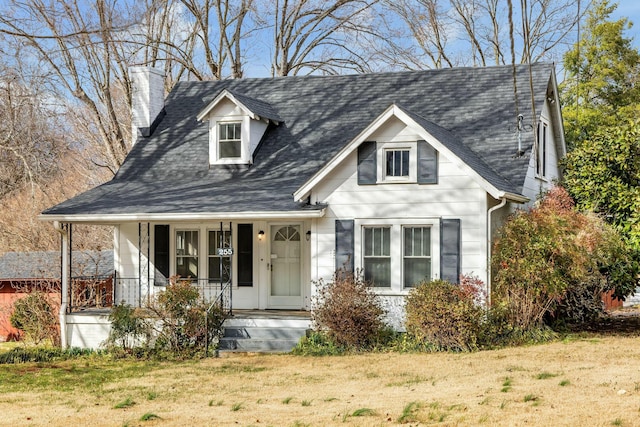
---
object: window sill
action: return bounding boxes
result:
[380,178,415,184]
[211,158,252,166]
[372,288,411,296]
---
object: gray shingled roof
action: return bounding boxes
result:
[43,63,554,217]
[226,89,283,123]
[0,251,113,280]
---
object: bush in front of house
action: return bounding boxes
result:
[10,291,59,345]
[146,279,227,356]
[311,269,387,350]
[106,304,151,352]
[491,186,639,330]
[105,279,227,358]
[404,276,486,352]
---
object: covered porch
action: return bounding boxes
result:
[52,211,322,349]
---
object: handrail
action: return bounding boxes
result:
[68,275,234,314]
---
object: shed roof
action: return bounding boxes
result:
[0,251,113,280]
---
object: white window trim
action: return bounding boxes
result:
[402,225,433,289]
[170,224,236,286]
[377,141,417,183]
[354,218,440,294]
[175,228,200,280]
[209,116,251,165]
[535,119,548,181]
[207,228,232,284]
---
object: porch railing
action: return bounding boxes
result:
[68,274,232,315]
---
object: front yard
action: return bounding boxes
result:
[1,330,639,426]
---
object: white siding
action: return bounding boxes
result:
[520,99,561,207]
[66,313,111,349]
[311,118,489,291]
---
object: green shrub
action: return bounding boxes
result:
[492,186,639,329]
[0,347,96,364]
[311,269,386,349]
[405,277,485,352]
[10,292,58,345]
[106,304,150,351]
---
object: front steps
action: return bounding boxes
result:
[219,313,311,353]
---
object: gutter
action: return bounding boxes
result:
[53,221,68,348]
[486,198,508,307]
[38,208,326,224]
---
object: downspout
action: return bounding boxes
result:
[54,221,69,348]
[487,198,508,307]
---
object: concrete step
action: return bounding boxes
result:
[220,316,311,353]
[223,326,308,340]
[219,337,303,352]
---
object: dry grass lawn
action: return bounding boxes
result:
[1,335,640,426]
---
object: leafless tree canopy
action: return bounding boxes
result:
[0,0,583,252]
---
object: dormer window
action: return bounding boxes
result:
[197,89,282,166]
[219,122,242,159]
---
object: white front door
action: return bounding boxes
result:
[269,224,302,308]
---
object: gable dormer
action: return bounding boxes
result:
[197,89,281,165]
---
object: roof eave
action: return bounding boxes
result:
[295,104,523,204]
[38,208,326,224]
[196,89,281,125]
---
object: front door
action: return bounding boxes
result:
[269,224,302,308]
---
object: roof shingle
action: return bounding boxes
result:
[43,63,554,217]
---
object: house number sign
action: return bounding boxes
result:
[217,248,234,256]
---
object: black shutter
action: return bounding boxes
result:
[335,219,354,272]
[153,224,170,284]
[357,141,377,185]
[417,140,438,184]
[440,219,461,283]
[237,224,253,286]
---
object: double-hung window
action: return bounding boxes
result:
[218,122,241,159]
[536,121,547,178]
[176,230,199,279]
[208,230,231,284]
[403,226,431,288]
[363,227,391,287]
[385,149,410,178]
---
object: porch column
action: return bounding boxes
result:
[55,221,69,348]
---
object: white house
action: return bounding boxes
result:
[41,64,565,349]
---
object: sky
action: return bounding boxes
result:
[613,0,640,47]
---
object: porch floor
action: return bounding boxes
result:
[230,309,311,320]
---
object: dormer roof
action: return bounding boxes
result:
[196,88,282,124]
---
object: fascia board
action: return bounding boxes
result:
[196,89,255,122]
[294,104,520,203]
[38,208,326,224]
[293,104,398,201]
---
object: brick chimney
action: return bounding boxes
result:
[130,66,165,146]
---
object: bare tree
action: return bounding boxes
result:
[0,66,67,199]
[373,0,581,70]
[130,0,254,85]
[0,0,136,172]
[0,145,113,254]
[267,0,378,76]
